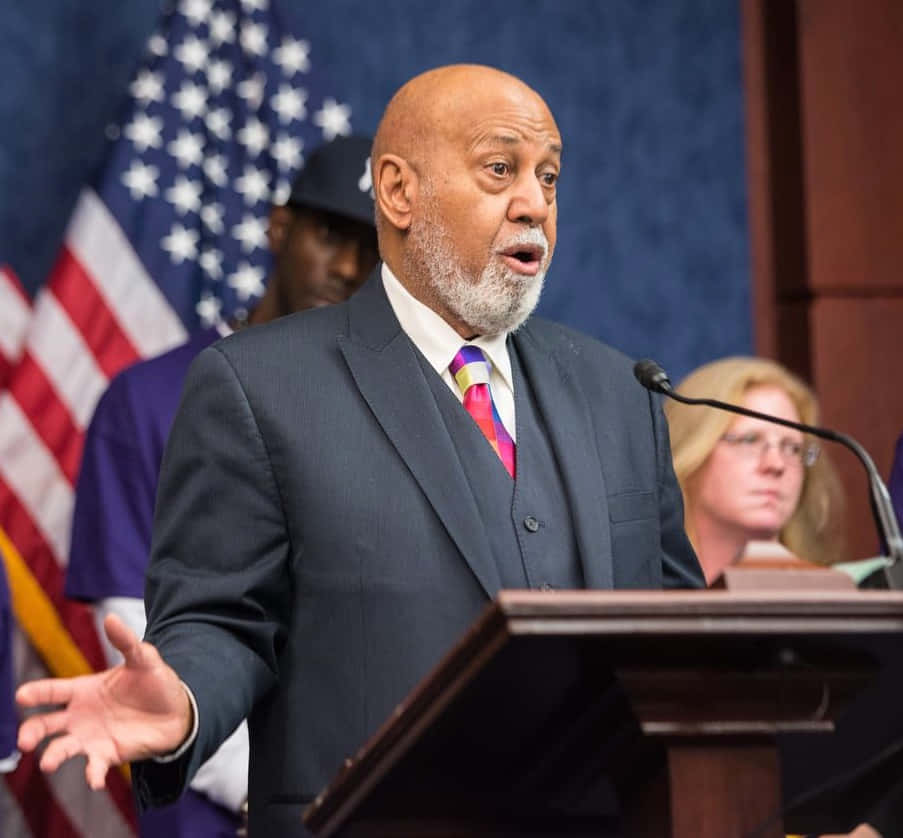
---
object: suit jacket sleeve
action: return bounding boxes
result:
[133,344,291,808]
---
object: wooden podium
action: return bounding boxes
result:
[303,590,903,837]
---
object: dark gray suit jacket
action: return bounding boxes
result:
[134,272,702,834]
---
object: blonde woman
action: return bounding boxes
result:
[665,356,846,584]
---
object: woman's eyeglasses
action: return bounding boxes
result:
[720,431,820,467]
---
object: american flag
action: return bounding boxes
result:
[0,0,353,833]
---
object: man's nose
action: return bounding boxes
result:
[508,173,550,226]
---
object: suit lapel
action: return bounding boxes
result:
[512,326,614,589]
[337,273,502,599]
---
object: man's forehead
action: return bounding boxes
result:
[469,130,563,156]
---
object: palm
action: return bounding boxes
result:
[16,614,192,788]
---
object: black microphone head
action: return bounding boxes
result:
[633,359,673,393]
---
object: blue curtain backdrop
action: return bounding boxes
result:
[0,0,750,382]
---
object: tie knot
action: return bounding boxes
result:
[450,345,491,392]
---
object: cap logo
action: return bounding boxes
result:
[358,156,373,198]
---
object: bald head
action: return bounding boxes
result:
[373,64,562,336]
[374,65,548,164]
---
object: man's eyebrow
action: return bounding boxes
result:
[477,134,563,155]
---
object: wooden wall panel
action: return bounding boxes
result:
[798,1,903,293]
[744,0,903,561]
[808,300,903,558]
[741,0,808,360]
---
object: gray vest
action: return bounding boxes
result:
[419,343,584,590]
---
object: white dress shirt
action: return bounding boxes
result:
[381,263,516,440]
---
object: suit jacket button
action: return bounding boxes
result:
[523,515,540,533]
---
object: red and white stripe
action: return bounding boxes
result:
[0,268,30,389]
[1,187,186,837]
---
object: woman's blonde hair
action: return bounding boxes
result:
[664,356,846,565]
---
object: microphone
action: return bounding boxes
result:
[634,359,903,583]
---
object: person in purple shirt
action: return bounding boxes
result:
[65,135,379,837]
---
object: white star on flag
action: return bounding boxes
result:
[168,129,205,168]
[272,37,310,75]
[203,154,229,186]
[272,134,303,171]
[180,0,212,26]
[358,157,373,196]
[240,21,268,56]
[197,292,224,326]
[161,223,200,263]
[313,98,352,141]
[228,261,266,300]
[237,73,265,110]
[207,60,233,95]
[130,69,165,104]
[174,35,209,74]
[165,175,203,215]
[234,165,271,204]
[232,214,268,252]
[201,202,225,233]
[121,160,160,199]
[271,85,306,124]
[200,247,224,279]
[209,9,236,45]
[273,179,291,205]
[147,33,168,57]
[172,81,207,120]
[206,107,231,140]
[240,0,269,12]
[124,112,163,152]
[237,117,269,157]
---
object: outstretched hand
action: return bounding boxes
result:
[16,613,193,789]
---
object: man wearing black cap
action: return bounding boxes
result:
[63,134,378,838]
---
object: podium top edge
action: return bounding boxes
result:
[492,588,903,619]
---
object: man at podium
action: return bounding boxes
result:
[16,64,703,835]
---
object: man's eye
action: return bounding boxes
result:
[781,441,803,456]
[315,225,341,245]
[541,171,558,187]
[738,433,761,446]
[489,162,509,176]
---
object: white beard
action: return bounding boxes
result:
[404,191,550,336]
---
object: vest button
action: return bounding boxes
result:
[523,515,540,533]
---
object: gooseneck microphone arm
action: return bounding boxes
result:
[633,359,903,572]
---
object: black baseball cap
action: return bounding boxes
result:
[285,134,375,228]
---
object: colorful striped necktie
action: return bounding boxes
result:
[449,345,516,478]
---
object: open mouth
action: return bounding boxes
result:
[499,244,545,275]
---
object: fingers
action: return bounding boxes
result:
[38,733,114,789]
[103,613,143,663]
[17,709,70,752]
[85,754,112,790]
[24,723,117,786]
[38,732,91,774]
[16,677,74,708]
[105,613,165,673]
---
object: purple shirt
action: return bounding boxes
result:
[67,328,220,601]
[66,328,239,836]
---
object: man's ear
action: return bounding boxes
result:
[374,154,417,232]
[268,205,294,255]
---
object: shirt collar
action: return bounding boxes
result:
[380,263,513,389]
